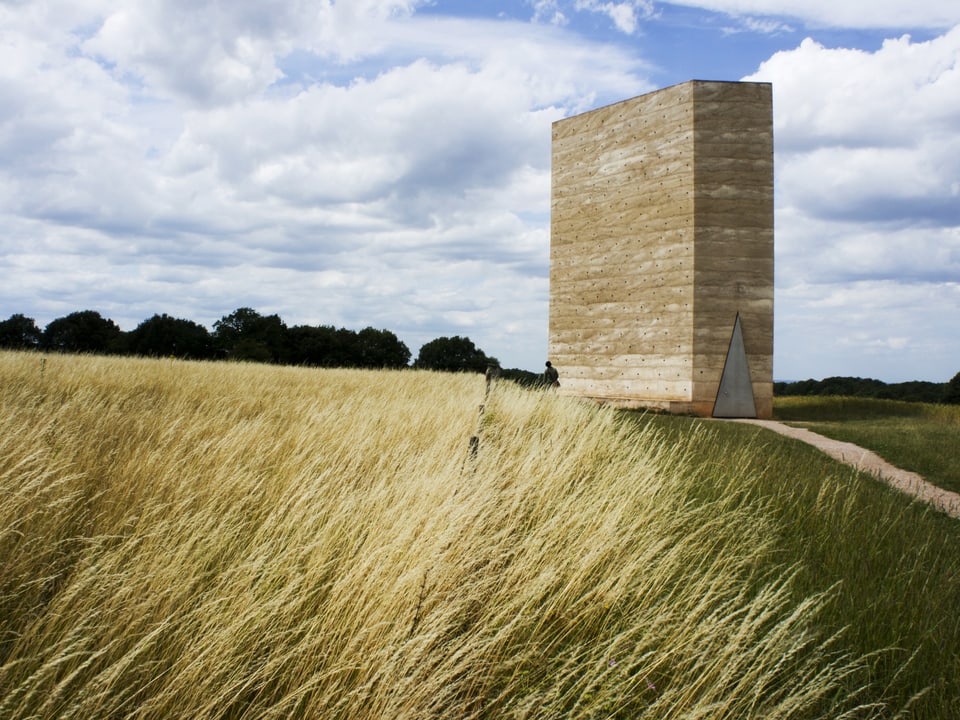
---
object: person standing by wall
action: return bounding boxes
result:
[544,361,560,388]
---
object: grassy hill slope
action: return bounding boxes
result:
[1,352,958,718]
[773,396,960,495]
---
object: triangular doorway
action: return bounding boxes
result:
[712,313,757,418]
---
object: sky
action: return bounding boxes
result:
[2,0,958,382]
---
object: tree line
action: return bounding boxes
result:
[775,375,960,405]
[0,309,542,380]
[15,309,954,401]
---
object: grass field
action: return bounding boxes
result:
[619,409,960,718]
[2,351,959,718]
[772,396,960,496]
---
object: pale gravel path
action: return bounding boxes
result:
[730,419,960,520]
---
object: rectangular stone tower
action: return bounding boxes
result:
[548,80,773,418]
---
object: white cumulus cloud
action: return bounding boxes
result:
[746,27,960,381]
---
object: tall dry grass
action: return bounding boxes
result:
[1,351,896,718]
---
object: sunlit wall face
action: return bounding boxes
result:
[549,80,773,418]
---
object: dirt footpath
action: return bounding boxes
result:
[732,419,960,520]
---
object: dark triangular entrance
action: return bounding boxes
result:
[712,313,757,418]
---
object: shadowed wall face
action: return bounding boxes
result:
[548,80,773,418]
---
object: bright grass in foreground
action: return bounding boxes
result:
[0,351,942,718]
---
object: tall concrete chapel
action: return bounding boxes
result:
[548,80,774,418]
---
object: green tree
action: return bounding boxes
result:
[944,372,960,405]
[213,308,286,362]
[291,326,360,367]
[0,314,42,350]
[128,314,212,359]
[43,310,124,354]
[414,335,497,373]
[776,376,951,404]
[354,327,411,369]
[285,325,340,366]
[285,325,410,369]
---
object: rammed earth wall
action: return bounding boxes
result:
[548,80,774,418]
